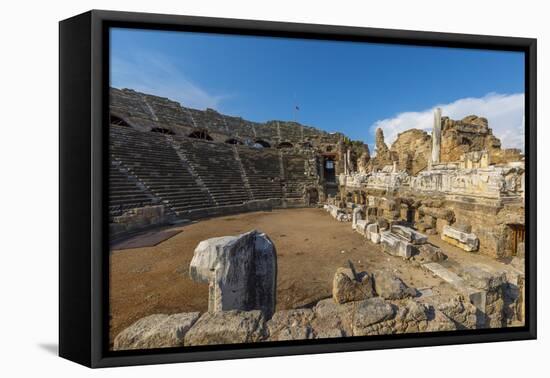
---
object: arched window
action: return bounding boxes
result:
[277,142,293,149]
[110,114,131,127]
[189,129,213,141]
[151,127,175,135]
[225,138,243,145]
[326,145,333,152]
[254,140,271,148]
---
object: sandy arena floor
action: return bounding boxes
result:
[109,207,519,344]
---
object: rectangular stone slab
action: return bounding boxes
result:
[441,225,479,252]
[380,231,413,258]
[390,225,428,245]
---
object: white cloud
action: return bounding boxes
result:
[110,51,228,110]
[371,93,525,151]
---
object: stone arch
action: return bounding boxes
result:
[277,141,293,149]
[254,139,271,148]
[189,129,213,141]
[225,138,243,145]
[151,127,175,135]
[305,187,319,205]
[110,114,131,127]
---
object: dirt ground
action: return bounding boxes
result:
[109,208,488,343]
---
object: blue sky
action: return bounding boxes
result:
[110,28,525,150]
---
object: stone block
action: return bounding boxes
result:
[390,225,428,245]
[189,230,277,318]
[355,220,368,236]
[352,207,364,230]
[332,267,376,304]
[266,309,315,341]
[373,270,416,300]
[380,231,414,258]
[113,312,200,350]
[441,225,479,252]
[352,298,396,336]
[184,310,266,346]
[460,266,506,291]
[415,243,447,263]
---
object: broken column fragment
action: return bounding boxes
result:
[189,230,277,319]
[441,225,479,252]
[432,107,442,165]
[352,206,364,230]
[390,225,428,245]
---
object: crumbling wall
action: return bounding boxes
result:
[390,129,432,175]
[440,115,523,164]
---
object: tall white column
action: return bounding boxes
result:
[432,108,442,165]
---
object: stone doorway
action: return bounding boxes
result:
[305,187,319,205]
[324,157,335,183]
[406,208,416,224]
[508,224,525,256]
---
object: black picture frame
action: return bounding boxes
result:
[59,9,537,368]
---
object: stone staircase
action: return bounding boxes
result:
[282,153,316,200]
[174,136,252,206]
[109,125,320,220]
[108,160,157,219]
[110,125,215,215]
[237,146,283,200]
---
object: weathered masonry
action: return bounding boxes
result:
[108,88,365,237]
[338,109,524,260]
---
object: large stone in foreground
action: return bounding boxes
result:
[189,230,277,318]
[373,270,416,300]
[266,309,315,341]
[184,310,266,346]
[441,225,479,252]
[332,267,376,304]
[352,297,396,336]
[460,266,506,291]
[113,312,200,350]
[312,298,355,337]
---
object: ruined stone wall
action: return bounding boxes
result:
[409,165,525,199]
[389,129,432,175]
[110,87,340,147]
[447,200,524,258]
[440,115,523,164]
[362,115,523,175]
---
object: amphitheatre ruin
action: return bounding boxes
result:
[108,87,525,350]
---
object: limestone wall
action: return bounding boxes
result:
[409,165,524,199]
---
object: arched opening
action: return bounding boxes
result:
[326,145,333,152]
[277,142,293,149]
[254,140,271,148]
[151,127,175,135]
[225,138,243,145]
[110,114,131,127]
[189,129,213,141]
[306,187,319,205]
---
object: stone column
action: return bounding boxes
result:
[189,230,277,319]
[432,107,442,165]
